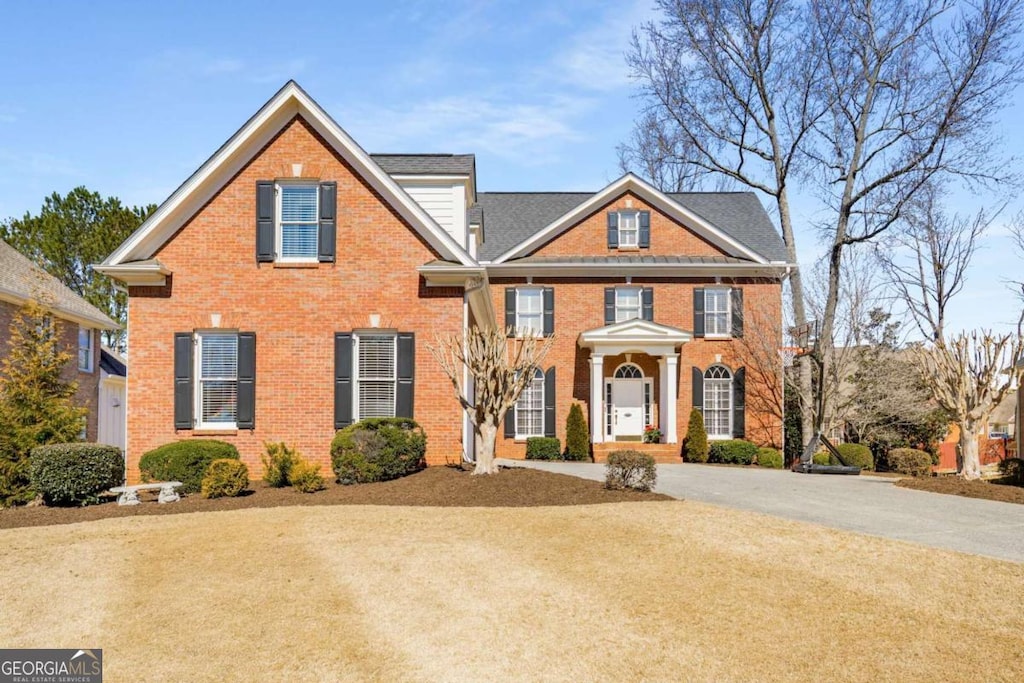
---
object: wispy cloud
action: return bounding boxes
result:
[551,0,654,92]
[0,148,82,177]
[0,104,19,124]
[141,49,308,85]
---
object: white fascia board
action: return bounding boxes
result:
[417,263,486,286]
[493,173,769,264]
[93,261,171,287]
[484,261,794,279]
[103,82,476,268]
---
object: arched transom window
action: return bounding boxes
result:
[614,363,642,379]
[704,365,732,437]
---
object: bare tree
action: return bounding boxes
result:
[731,301,784,448]
[428,327,554,475]
[912,328,1024,478]
[625,0,824,446]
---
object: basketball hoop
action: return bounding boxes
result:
[778,346,803,368]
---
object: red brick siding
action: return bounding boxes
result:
[126,116,465,481]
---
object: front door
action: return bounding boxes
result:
[612,379,644,439]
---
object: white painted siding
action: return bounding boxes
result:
[98,372,126,452]
[399,181,467,248]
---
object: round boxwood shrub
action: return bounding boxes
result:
[331,418,426,485]
[708,439,759,465]
[29,443,123,506]
[201,459,249,498]
[526,437,562,461]
[605,450,657,492]
[757,447,783,469]
[887,448,933,477]
[683,409,709,463]
[836,443,873,470]
[812,451,832,466]
[138,440,240,493]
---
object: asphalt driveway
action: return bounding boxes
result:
[498,459,1024,563]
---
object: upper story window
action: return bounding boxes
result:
[618,211,639,247]
[355,332,397,419]
[515,287,543,337]
[278,184,319,261]
[196,332,238,428]
[607,210,650,249]
[705,288,731,337]
[78,326,93,372]
[615,286,642,322]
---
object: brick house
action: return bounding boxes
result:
[0,239,115,441]
[97,82,792,479]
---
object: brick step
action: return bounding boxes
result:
[592,442,681,464]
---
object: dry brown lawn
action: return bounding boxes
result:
[2,501,1023,682]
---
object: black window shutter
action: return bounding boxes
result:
[174,333,194,429]
[542,287,554,337]
[396,332,415,418]
[733,367,746,438]
[544,366,556,438]
[639,211,651,248]
[642,287,654,321]
[505,287,516,335]
[693,288,705,338]
[237,332,256,429]
[256,181,275,263]
[504,410,515,438]
[334,333,353,429]
[731,288,744,338]
[318,182,337,263]
[607,212,619,249]
[604,287,616,325]
[692,367,704,414]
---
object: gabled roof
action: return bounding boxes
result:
[579,318,692,352]
[478,175,789,263]
[0,240,116,329]
[101,81,476,269]
[100,347,127,377]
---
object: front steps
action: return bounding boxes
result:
[592,441,681,464]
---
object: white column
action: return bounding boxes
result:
[665,354,679,443]
[658,357,668,443]
[590,354,605,443]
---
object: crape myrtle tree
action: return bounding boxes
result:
[624,0,1024,449]
[428,325,555,475]
[0,187,156,351]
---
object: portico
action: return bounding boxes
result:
[579,319,692,445]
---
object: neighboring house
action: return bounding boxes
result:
[0,239,117,441]
[97,347,127,452]
[1018,358,1023,459]
[96,82,792,480]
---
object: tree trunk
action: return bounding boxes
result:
[473,420,499,475]
[959,425,982,481]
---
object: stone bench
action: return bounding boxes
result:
[109,482,183,506]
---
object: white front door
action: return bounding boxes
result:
[612,379,644,439]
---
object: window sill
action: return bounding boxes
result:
[616,246,641,252]
[703,335,734,341]
[273,261,321,269]
[193,428,239,436]
[707,435,733,441]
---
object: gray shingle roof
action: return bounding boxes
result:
[0,240,116,328]
[370,154,475,176]
[506,255,753,265]
[100,347,127,376]
[475,191,788,262]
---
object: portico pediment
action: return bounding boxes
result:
[579,319,691,356]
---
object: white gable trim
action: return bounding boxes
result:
[102,81,475,268]
[493,174,768,264]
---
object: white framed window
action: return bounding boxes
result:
[277,183,319,261]
[355,332,397,419]
[618,211,639,247]
[515,367,545,438]
[196,332,238,428]
[615,286,642,322]
[704,365,732,438]
[515,287,543,337]
[705,288,731,337]
[78,326,93,372]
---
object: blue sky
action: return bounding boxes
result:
[1,0,1021,336]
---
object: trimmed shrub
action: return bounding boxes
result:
[813,451,832,466]
[708,439,759,465]
[605,450,657,492]
[887,448,933,477]
[139,440,240,493]
[201,459,249,498]
[290,460,326,493]
[526,437,562,461]
[262,441,298,487]
[757,447,783,469]
[683,409,709,463]
[564,403,590,461]
[836,443,873,470]
[29,443,123,506]
[998,457,1024,485]
[331,418,426,485]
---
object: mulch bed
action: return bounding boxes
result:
[0,465,671,530]
[895,475,1024,505]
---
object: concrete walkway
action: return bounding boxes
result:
[498,459,1024,563]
